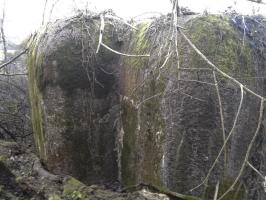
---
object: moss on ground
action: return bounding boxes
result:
[63,177,90,200]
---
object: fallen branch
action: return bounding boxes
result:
[122,183,202,200]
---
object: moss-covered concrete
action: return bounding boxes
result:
[121,20,167,187]
[183,15,255,77]
[27,13,266,200]
[123,23,150,70]
[27,16,122,184]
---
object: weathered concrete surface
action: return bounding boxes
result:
[120,15,266,200]
[27,15,123,184]
[27,13,266,200]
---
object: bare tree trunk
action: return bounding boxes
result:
[0,0,7,73]
[171,0,180,16]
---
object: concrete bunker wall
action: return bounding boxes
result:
[27,14,266,199]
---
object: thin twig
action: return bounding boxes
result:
[137,92,163,108]
[48,0,60,22]
[166,88,206,102]
[214,181,220,200]
[246,160,264,179]
[178,79,215,86]
[0,73,27,76]
[160,51,172,69]
[218,98,264,200]
[96,14,104,53]
[175,25,181,88]
[179,67,212,71]
[42,0,48,25]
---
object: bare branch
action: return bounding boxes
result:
[213,181,220,200]
[0,73,27,76]
[101,42,150,57]
[96,14,104,53]
[0,49,28,70]
[96,14,150,57]
[246,160,264,179]
[159,51,172,69]
[179,68,212,71]
[42,0,49,25]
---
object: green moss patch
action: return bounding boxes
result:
[183,15,255,77]
[63,177,90,200]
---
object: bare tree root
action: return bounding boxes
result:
[213,71,227,165]
[213,181,220,200]
[96,14,150,57]
[218,98,264,200]
[190,84,244,192]
[33,158,60,182]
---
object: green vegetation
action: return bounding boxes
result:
[123,23,150,69]
[63,177,90,200]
